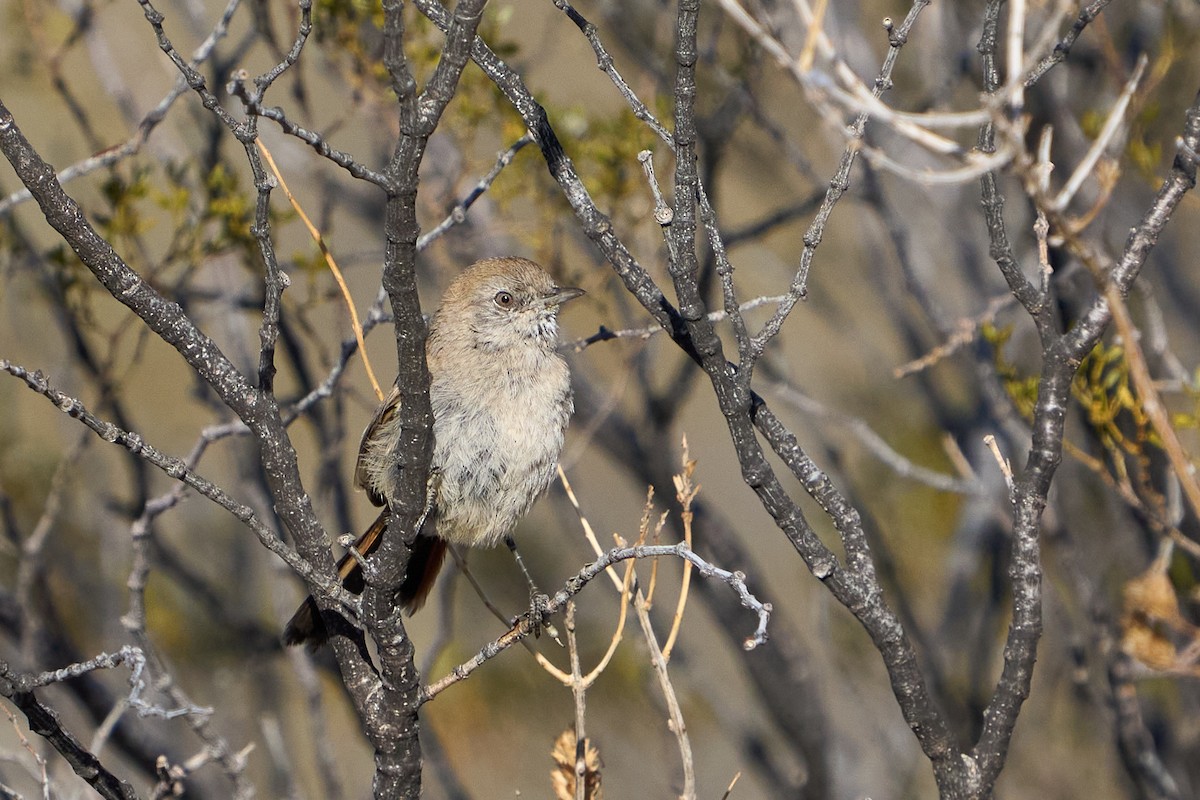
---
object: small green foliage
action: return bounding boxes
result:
[1170,370,1200,434]
[311,0,523,95]
[989,322,1200,507]
[95,169,154,242]
[1070,340,1160,455]
[981,323,1040,420]
[155,163,193,218]
[987,323,1163,453]
[298,2,660,269]
[312,0,389,89]
[1127,134,1164,179]
[314,0,385,40]
[204,163,256,251]
[571,107,657,209]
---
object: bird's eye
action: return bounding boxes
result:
[494,290,514,308]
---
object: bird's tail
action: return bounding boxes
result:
[282,510,447,648]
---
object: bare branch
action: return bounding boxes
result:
[0,662,139,800]
[421,541,772,702]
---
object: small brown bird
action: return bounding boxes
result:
[284,257,583,647]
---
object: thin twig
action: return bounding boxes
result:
[418,134,534,250]
[0,663,139,800]
[568,295,789,352]
[565,603,588,800]
[769,381,987,496]
[420,541,771,702]
[256,139,385,402]
[661,440,697,661]
[627,540,696,800]
[1051,54,1147,211]
[893,293,1018,379]
[556,470,637,686]
[745,0,934,367]
[1024,0,1115,86]
[0,360,346,609]
[0,0,243,216]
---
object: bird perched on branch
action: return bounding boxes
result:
[284,256,583,647]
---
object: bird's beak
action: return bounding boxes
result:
[543,286,585,307]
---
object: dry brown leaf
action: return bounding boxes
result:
[551,729,603,800]
[1120,563,1200,676]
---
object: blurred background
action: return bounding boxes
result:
[2,0,1200,797]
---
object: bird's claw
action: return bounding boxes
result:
[514,591,554,639]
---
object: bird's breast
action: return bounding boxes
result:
[428,350,571,547]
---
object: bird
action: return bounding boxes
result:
[283,256,583,647]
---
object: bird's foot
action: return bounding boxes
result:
[513,591,557,641]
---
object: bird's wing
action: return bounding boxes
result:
[355,383,400,506]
